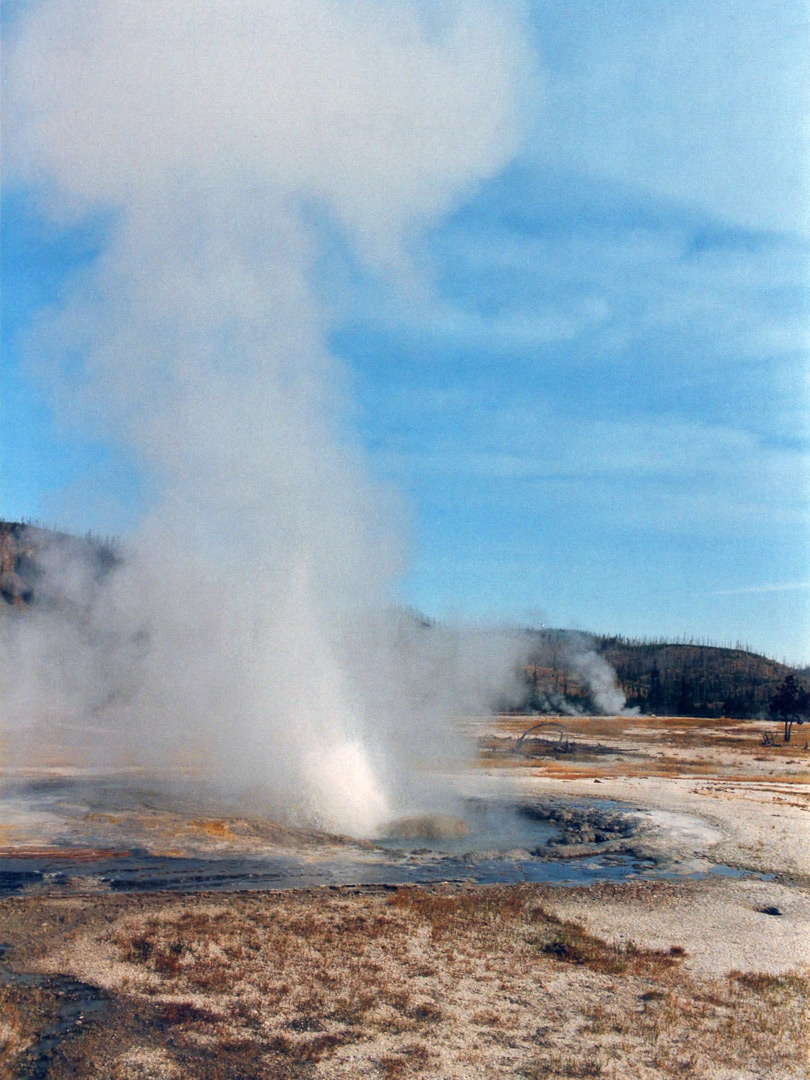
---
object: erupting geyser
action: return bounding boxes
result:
[3,0,535,833]
[276,560,392,833]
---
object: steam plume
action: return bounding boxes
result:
[566,635,628,715]
[4,1,534,832]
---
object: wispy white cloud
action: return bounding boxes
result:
[346,167,809,436]
[709,582,810,596]
[375,403,810,533]
[536,0,810,237]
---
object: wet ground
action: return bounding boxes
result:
[0,971,112,1080]
[0,771,759,898]
[0,845,646,897]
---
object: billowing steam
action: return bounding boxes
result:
[566,635,627,715]
[523,630,628,716]
[4,1,534,833]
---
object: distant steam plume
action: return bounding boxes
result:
[4,1,534,832]
[524,630,628,716]
[566,634,627,715]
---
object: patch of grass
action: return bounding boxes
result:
[530,906,686,976]
[0,985,27,1076]
[729,969,809,1003]
[6,885,810,1079]
[522,1048,604,1078]
[379,1040,432,1078]
[269,1030,353,1062]
[155,1000,220,1026]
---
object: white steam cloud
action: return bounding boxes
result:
[566,635,627,716]
[4,1,535,833]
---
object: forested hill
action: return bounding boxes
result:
[523,628,809,719]
[0,520,118,608]
[601,637,809,718]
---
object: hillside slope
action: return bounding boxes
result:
[523,629,808,719]
[0,520,117,608]
[601,637,806,718]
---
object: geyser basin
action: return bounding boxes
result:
[0,845,643,897]
[1,769,767,897]
[0,772,656,895]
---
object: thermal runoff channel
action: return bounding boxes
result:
[4,1,536,833]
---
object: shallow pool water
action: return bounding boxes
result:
[0,773,767,896]
[0,846,645,896]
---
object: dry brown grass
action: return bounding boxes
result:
[0,984,29,1078]
[2,885,807,1079]
[480,713,810,785]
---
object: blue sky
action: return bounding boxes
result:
[3,0,809,663]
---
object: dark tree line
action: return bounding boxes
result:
[601,640,807,719]
[518,629,810,719]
